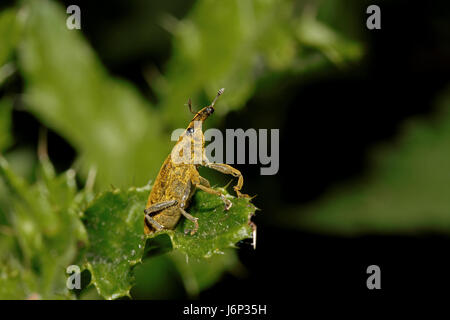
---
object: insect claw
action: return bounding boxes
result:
[220,195,232,211]
[185,218,199,236]
[190,218,199,235]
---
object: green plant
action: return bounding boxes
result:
[0,154,256,299]
[0,0,362,299]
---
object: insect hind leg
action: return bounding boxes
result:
[179,207,199,235]
[198,176,210,187]
[196,184,232,210]
[145,215,164,231]
[144,200,178,231]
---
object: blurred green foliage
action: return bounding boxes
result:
[2,0,363,189]
[19,0,167,189]
[0,8,22,67]
[0,0,365,299]
[156,0,362,128]
[290,87,450,235]
[0,155,87,299]
[0,154,255,299]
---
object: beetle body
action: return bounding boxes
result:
[144,157,196,233]
[144,89,249,235]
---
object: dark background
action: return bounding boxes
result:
[217,0,450,300]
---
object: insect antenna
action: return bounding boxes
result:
[185,98,196,114]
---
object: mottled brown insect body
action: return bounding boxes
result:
[144,89,250,235]
[144,158,195,233]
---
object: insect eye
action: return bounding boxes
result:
[187,127,194,134]
[207,107,214,114]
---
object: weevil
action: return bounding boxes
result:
[144,88,252,238]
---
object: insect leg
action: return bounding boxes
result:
[203,163,250,198]
[144,200,178,231]
[199,176,210,187]
[179,207,199,235]
[196,184,232,210]
[145,215,164,231]
[144,200,178,215]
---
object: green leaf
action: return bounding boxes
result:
[147,187,256,259]
[84,184,256,299]
[83,186,149,300]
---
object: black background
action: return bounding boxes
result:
[207,0,450,301]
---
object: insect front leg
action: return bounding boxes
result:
[179,207,199,235]
[198,176,210,187]
[192,173,232,210]
[203,162,250,198]
[144,200,178,231]
[196,184,233,210]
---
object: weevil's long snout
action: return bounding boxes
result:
[205,87,224,115]
[211,88,225,108]
[189,88,224,124]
